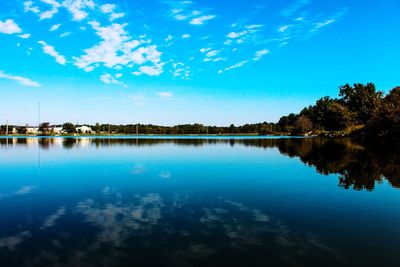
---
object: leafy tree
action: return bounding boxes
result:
[95,123,101,134]
[366,86,400,138]
[62,122,76,134]
[39,122,51,135]
[292,115,313,135]
[339,83,383,123]
[301,97,354,131]
[278,113,298,133]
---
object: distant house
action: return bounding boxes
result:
[76,125,93,134]
[25,127,39,134]
[52,127,64,135]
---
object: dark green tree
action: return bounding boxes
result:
[292,115,313,135]
[339,83,383,123]
[39,122,51,135]
[62,122,76,134]
[95,123,101,134]
[366,86,400,138]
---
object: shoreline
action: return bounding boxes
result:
[0,134,309,139]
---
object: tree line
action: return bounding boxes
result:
[1,83,399,139]
[278,83,399,139]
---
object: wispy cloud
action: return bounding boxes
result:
[278,24,291,33]
[100,3,125,21]
[225,24,263,46]
[281,0,310,17]
[59,31,71,37]
[25,0,95,21]
[167,1,215,25]
[171,62,191,79]
[219,60,248,74]
[254,49,269,61]
[157,91,173,98]
[312,19,335,31]
[19,33,31,39]
[138,64,164,76]
[50,23,61,31]
[63,0,95,21]
[0,71,41,87]
[38,40,67,65]
[190,15,215,25]
[100,73,126,87]
[24,1,40,13]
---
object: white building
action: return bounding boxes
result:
[52,127,64,135]
[26,127,39,134]
[76,125,93,134]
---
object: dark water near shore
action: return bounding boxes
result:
[0,137,399,267]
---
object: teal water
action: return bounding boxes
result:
[0,137,399,267]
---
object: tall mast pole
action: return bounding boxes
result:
[38,102,41,128]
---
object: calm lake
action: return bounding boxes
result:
[0,137,399,267]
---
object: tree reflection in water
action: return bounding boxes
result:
[0,137,399,191]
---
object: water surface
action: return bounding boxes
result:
[0,137,399,267]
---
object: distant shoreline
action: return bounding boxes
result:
[0,134,307,138]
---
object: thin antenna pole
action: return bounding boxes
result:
[38,102,41,128]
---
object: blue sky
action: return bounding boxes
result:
[0,0,399,126]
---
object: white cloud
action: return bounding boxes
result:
[24,1,40,13]
[100,73,126,87]
[200,47,211,53]
[225,24,263,46]
[110,12,124,21]
[171,62,191,79]
[74,21,163,76]
[278,25,290,33]
[167,1,215,26]
[138,64,163,76]
[100,3,124,21]
[165,35,174,42]
[19,33,31,39]
[181,34,191,39]
[39,8,59,20]
[0,19,22,35]
[253,49,269,61]
[100,3,115,13]
[314,19,335,30]
[157,92,173,98]
[50,23,61,31]
[0,71,41,87]
[245,24,263,29]
[59,32,71,37]
[63,0,95,21]
[25,0,95,21]
[219,60,248,74]
[227,32,240,39]
[190,15,215,25]
[37,0,61,20]
[205,50,219,57]
[38,40,67,65]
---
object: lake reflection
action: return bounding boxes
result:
[0,137,399,267]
